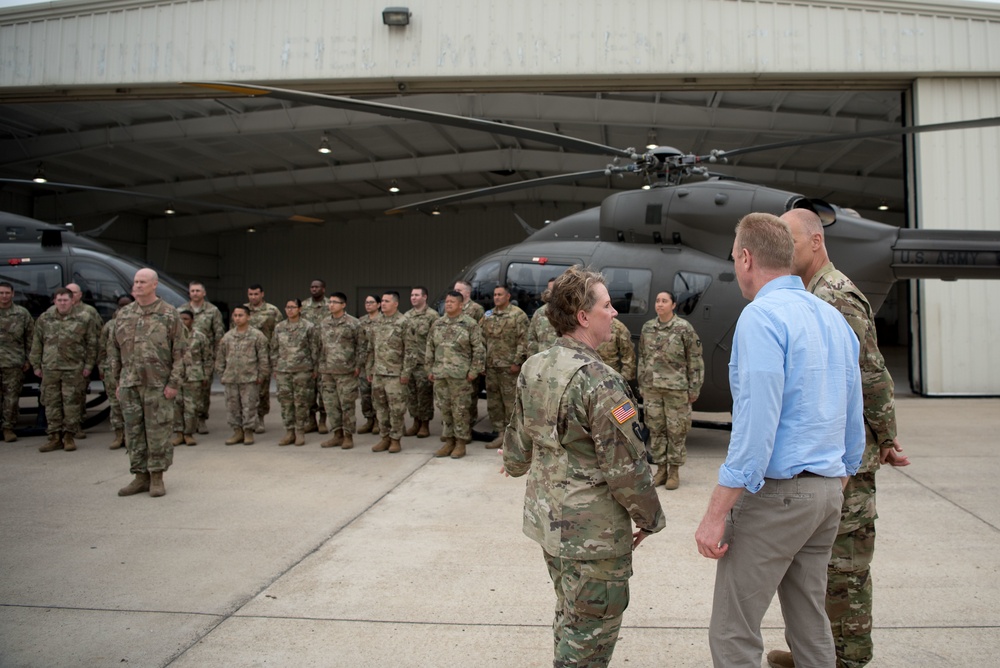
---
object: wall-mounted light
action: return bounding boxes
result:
[388,180,400,193]
[32,164,47,183]
[382,6,410,26]
[317,135,332,154]
[645,130,659,150]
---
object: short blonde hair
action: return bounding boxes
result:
[735,213,793,271]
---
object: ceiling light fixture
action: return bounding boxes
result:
[164,203,176,215]
[247,227,257,233]
[877,201,889,211]
[382,6,410,26]
[646,130,659,150]
[430,208,441,216]
[32,164,47,183]
[317,135,332,154]
[389,180,400,193]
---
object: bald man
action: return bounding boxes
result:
[110,268,187,498]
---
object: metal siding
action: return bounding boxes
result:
[914,78,1000,395]
[4,0,1000,88]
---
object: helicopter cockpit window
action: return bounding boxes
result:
[505,262,575,317]
[603,267,652,315]
[468,260,501,313]
[673,271,712,316]
[0,262,62,317]
[72,260,132,322]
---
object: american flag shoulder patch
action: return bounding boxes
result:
[611,400,636,425]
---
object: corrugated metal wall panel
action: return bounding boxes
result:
[4,0,1000,89]
[913,78,1000,395]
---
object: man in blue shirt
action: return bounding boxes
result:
[695,212,865,668]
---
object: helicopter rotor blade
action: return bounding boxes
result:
[186,81,639,160]
[704,115,1000,161]
[385,169,617,215]
[0,179,323,223]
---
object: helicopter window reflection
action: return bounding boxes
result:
[603,267,652,315]
[505,262,575,317]
[469,260,501,313]
[673,271,712,316]
[0,263,62,317]
[72,260,133,322]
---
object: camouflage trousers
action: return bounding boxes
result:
[40,368,87,434]
[469,376,483,428]
[406,365,434,421]
[826,471,877,668]
[258,380,271,420]
[485,367,518,433]
[224,382,260,431]
[643,389,691,466]
[173,381,203,434]
[320,372,358,434]
[120,385,174,474]
[372,374,407,440]
[197,382,212,421]
[276,371,316,431]
[433,376,474,441]
[358,375,374,419]
[0,365,24,430]
[543,550,632,668]
[101,368,124,431]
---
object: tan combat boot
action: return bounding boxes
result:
[317,414,329,434]
[243,430,255,445]
[434,438,456,458]
[254,417,265,434]
[653,464,668,487]
[196,418,209,434]
[225,428,244,445]
[62,432,77,452]
[371,423,380,435]
[416,420,430,439]
[75,429,87,440]
[170,432,184,446]
[149,471,166,497]
[388,438,401,453]
[372,435,391,452]
[487,430,505,449]
[766,649,795,668]
[357,417,374,434]
[321,429,343,448]
[109,429,124,450]
[341,431,354,450]
[39,432,63,452]
[450,439,468,459]
[294,430,305,446]
[118,472,151,496]
[404,420,420,437]
[278,430,295,446]
[304,416,318,434]
[3,428,16,442]
[183,434,197,446]
[665,465,680,490]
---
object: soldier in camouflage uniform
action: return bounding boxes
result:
[217,305,270,446]
[111,269,187,498]
[480,284,529,448]
[66,282,102,439]
[174,310,212,446]
[638,291,704,490]
[232,284,283,432]
[357,295,381,435]
[30,288,97,452]
[318,292,366,450]
[426,290,485,459]
[503,266,664,668]
[766,209,911,668]
[0,282,34,443]
[367,291,408,453]
[596,317,636,381]
[271,299,318,446]
[301,279,329,434]
[526,280,558,357]
[99,295,133,449]
[402,286,438,439]
[181,281,225,434]
[455,280,486,430]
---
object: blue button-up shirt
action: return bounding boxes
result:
[719,275,865,493]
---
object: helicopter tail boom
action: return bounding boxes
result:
[892,229,1000,280]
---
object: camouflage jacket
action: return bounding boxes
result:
[77,302,102,348]
[367,310,407,377]
[110,299,186,389]
[402,307,439,377]
[503,337,665,560]
[232,301,283,342]
[98,316,115,374]
[425,314,485,379]
[462,300,485,323]
[597,318,637,381]
[526,304,558,357]
[807,262,897,473]
[0,304,34,368]
[182,300,226,348]
[30,306,98,372]
[182,328,213,383]
[317,314,367,375]
[638,315,704,395]
[216,327,270,384]
[270,319,318,374]
[480,304,529,368]
[300,298,328,326]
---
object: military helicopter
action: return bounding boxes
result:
[183,82,1000,413]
